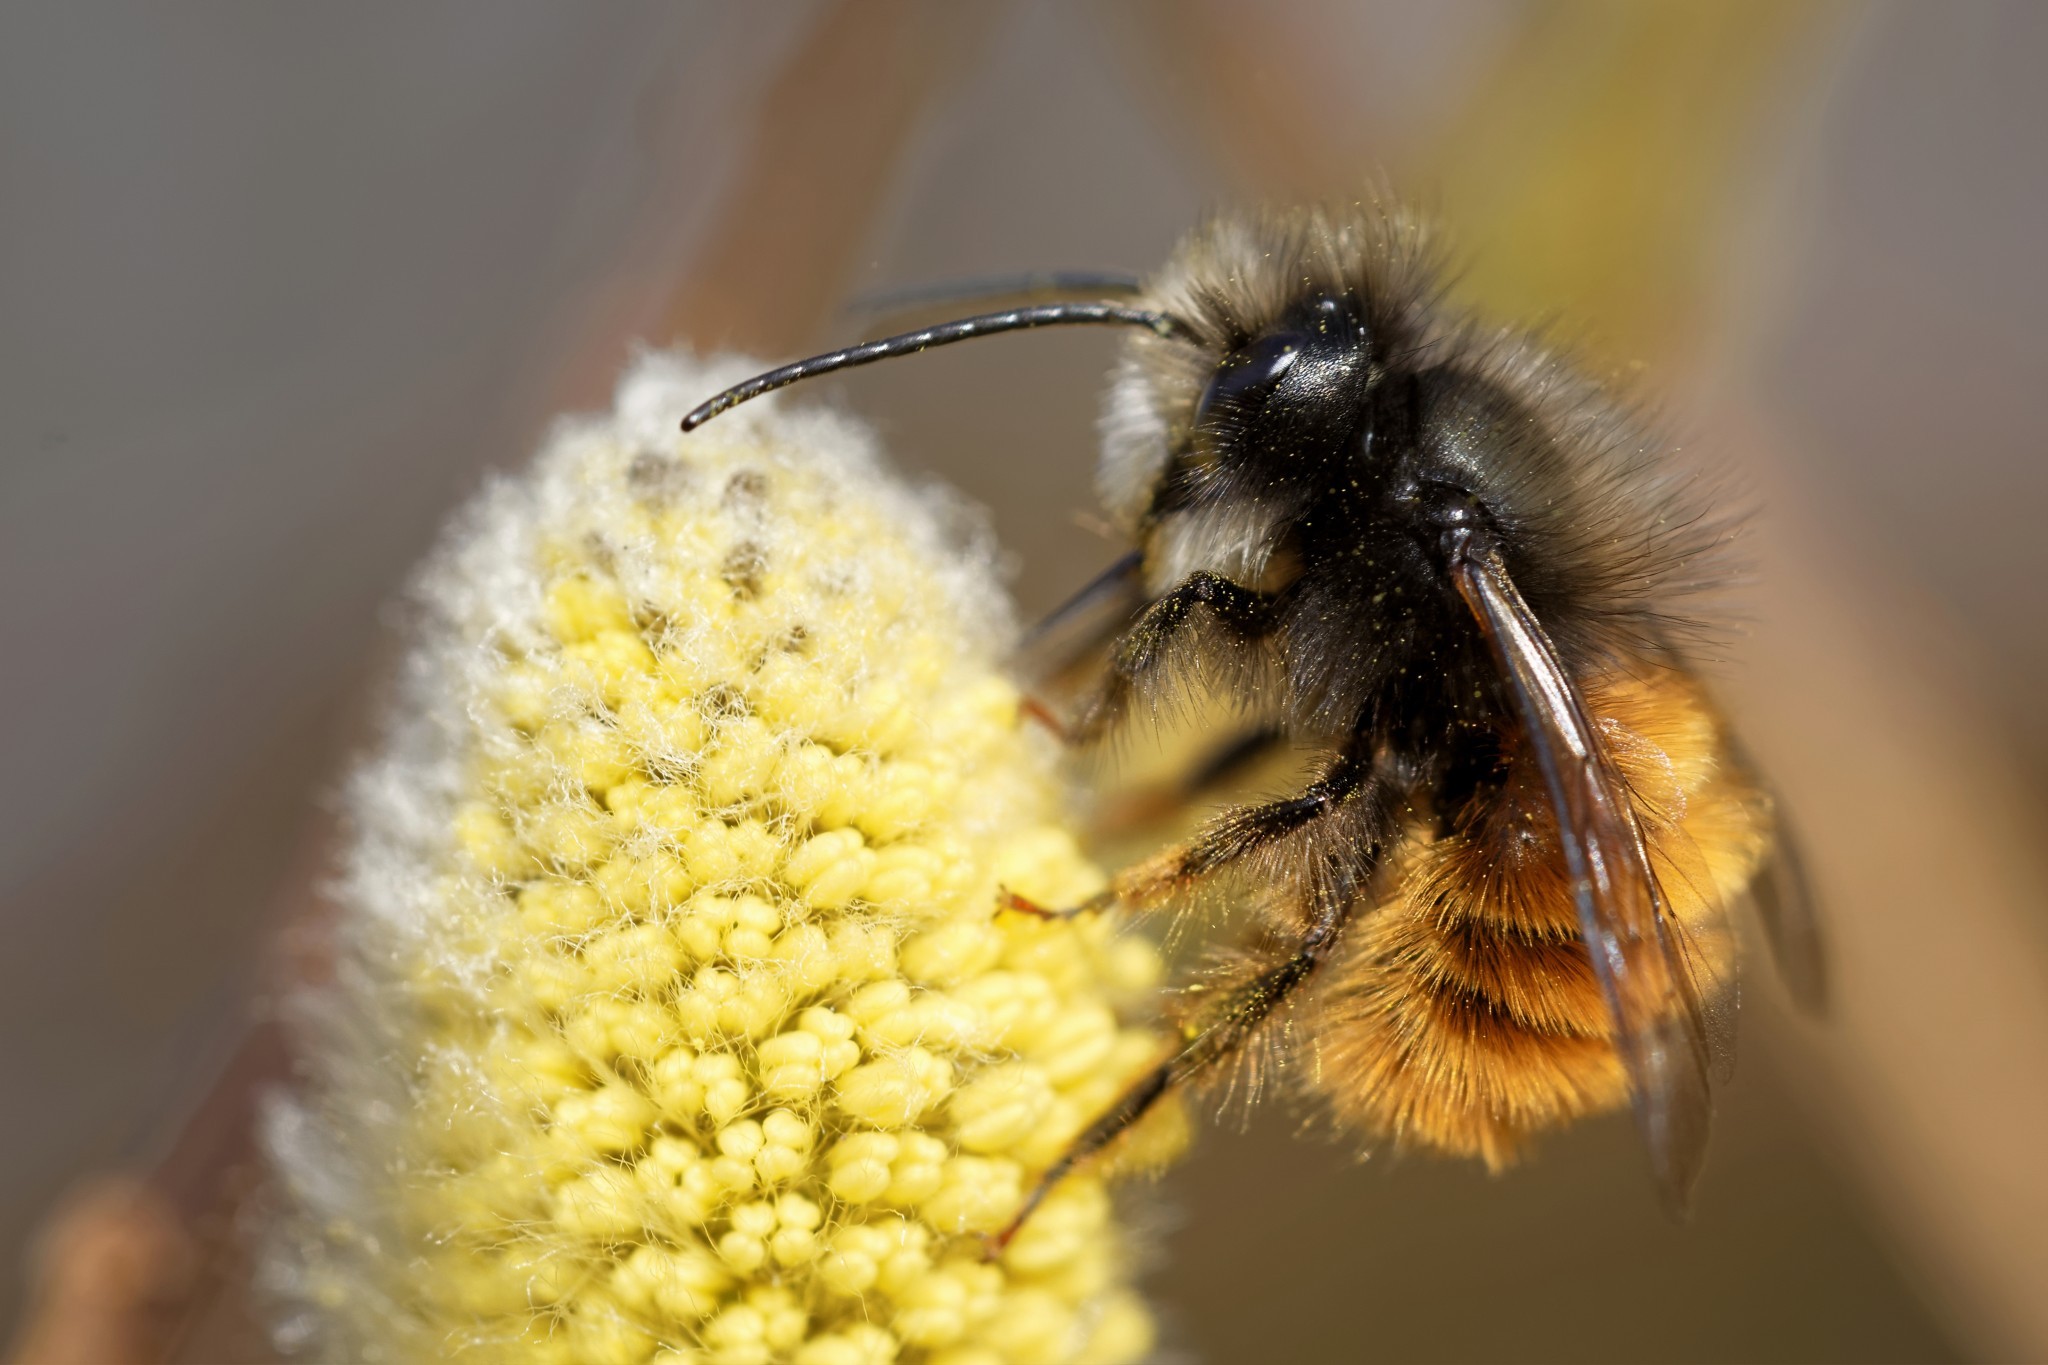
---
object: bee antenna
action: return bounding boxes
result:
[845,270,1145,317]
[679,302,1194,432]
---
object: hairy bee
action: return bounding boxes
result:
[682,202,1824,1246]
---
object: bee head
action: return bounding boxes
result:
[1097,205,1436,535]
[1187,292,1372,471]
[676,199,1440,548]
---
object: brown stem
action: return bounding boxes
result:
[661,0,998,355]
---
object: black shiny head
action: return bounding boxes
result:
[1189,293,1373,469]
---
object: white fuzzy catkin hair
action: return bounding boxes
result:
[263,353,1180,1364]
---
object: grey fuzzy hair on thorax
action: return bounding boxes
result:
[1097,199,1738,670]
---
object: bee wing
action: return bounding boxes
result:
[1595,716,1742,1082]
[1704,728,1830,1016]
[1453,546,1715,1214]
[1642,811,1741,1084]
[1745,803,1829,1014]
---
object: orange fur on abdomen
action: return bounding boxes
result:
[1312,671,1769,1169]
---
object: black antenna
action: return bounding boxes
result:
[847,270,1145,317]
[680,302,1193,432]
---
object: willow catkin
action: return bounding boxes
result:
[263,353,1185,1364]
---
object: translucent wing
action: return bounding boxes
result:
[1747,802,1830,1014]
[1716,728,1829,1014]
[1606,751,1740,1085]
[1453,546,1716,1214]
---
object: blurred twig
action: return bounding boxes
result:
[1118,0,1835,366]
[1414,0,1838,366]
[660,0,997,355]
[4,1181,194,1365]
[1718,415,2048,1361]
[7,5,986,1361]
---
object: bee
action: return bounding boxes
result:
[681,202,1825,1247]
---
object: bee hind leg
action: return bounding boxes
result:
[985,878,1361,1256]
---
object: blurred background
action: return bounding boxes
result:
[3,3,2046,1361]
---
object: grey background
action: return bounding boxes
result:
[4,2,2045,1359]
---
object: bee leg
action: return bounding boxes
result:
[995,735,1375,920]
[1017,694,1071,742]
[995,760,1362,919]
[1070,571,1276,744]
[1108,741,1375,907]
[995,886,1114,921]
[1093,723,1290,837]
[987,879,1361,1256]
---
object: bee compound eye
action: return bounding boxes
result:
[1195,332,1306,429]
[1190,296,1372,464]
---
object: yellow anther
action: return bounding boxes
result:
[756,1028,827,1100]
[826,920,897,981]
[921,1155,1024,1234]
[792,1323,898,1365]
[613,1243,731,1323]
[981,1286,1075,1363]
[279,356,1175,1362]
[900,919,1003,987]
[544,576,634,644]
[718,1118,766,1163]
[862,842,943,914]
[590,851,693,918]
[494,661,555,733]
[996,1177,1110,1277]
[1022,1000,1119,1087]
[525,799,618,872]
[740,1284,811,1356]
[581,921,685,996]
[701,714,783,808]
[562,996,670,1067]
[834,1047,954,1129]
[703,1299,770,1358]
[785,828,876,911]
[453,801,526,878]
[824,1132,899,1205]
[551,1081,656,1156]
[517,879,609,937]
[948,1063,1055,1155]
[881,1133,949,1209]
[552,1166,641,1241]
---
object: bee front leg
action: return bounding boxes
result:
[998,571,1284,919]
[995,885,1116,921]
[1068,570,1276,745]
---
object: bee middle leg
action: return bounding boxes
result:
[998,733,1373,921]
[998,570,1290,920]
[1108,739,1375,908]
[1090,722,1290,838]
[1014,549,1146,687]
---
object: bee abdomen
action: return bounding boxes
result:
[1314,875,1629,1171]
[1310,671,1761,1170]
